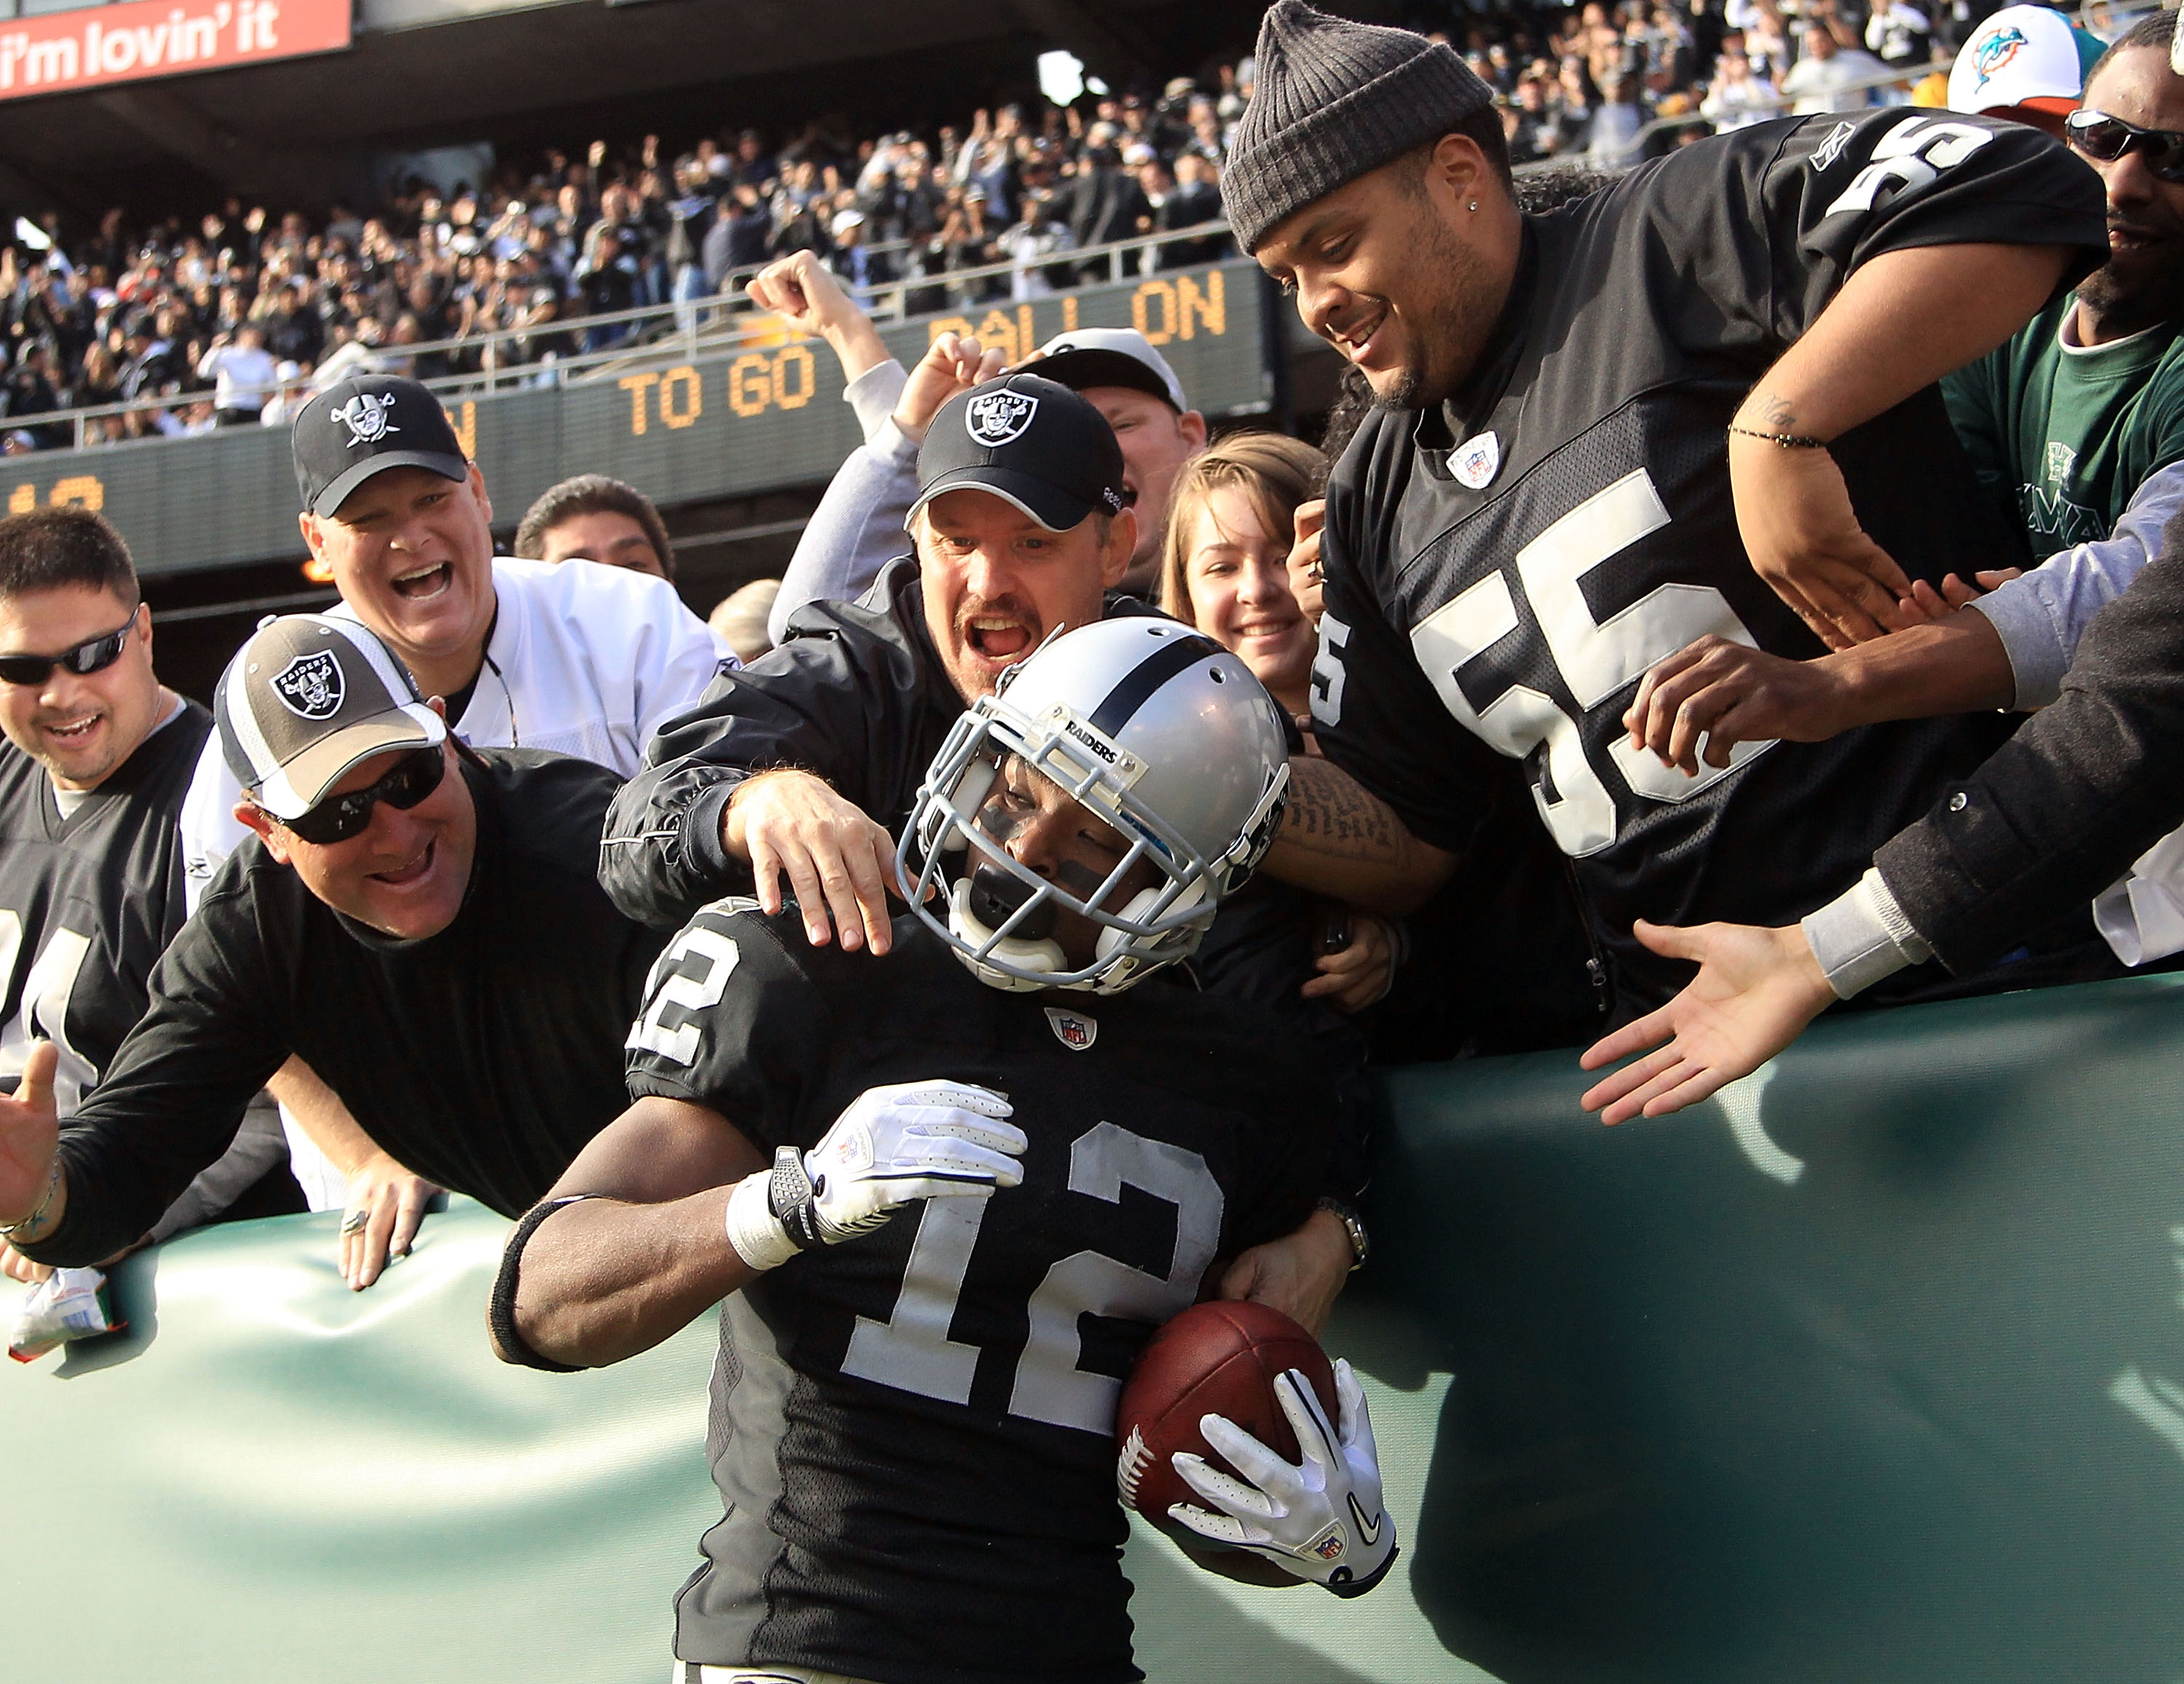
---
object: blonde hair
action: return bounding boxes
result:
[1158,432,1328,625]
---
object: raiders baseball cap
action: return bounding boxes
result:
[214,614,446,821]
[292,374,470,521]
[911,373,1128,533]
[1016,327,1189,412]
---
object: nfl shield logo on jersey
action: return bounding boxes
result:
[1045,1006,1096,1051]
[1452,431,1500,491]
[272,651,345,720]
[967,390,1039,448]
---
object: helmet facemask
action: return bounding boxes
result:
[902,700,1228,994]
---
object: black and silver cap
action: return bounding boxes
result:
[292,374,470,520]
[214,614,446,821]
[910,373,1128,534]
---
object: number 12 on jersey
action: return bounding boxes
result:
[843,1119,1224,1435]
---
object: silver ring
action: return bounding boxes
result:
[340,1209,370,1236]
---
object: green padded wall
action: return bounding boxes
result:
[9,971,2184,1681]
[1,1201,1479,1681]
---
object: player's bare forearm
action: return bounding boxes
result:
[506,1096,768,1369]
[1736,242,2070,442]
[1631,612,2016,772]
[1822,611,2015,722]
[1262,757,1457,917]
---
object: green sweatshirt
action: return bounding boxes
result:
[1943,293,2184,558]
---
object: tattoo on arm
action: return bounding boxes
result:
[1278,759,1399,860]
[1757,390,1798,432]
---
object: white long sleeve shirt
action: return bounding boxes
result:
[181,554,732,911]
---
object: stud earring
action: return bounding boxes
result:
[1468,199,1479,211]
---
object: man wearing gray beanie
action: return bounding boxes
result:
[1231,1,2132,1025]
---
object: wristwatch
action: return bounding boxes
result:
[1314,1196,1369,1273]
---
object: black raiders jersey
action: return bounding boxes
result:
[0,701,208,1112]
[624,903,1331,1684]
[1313,111,2108,1012]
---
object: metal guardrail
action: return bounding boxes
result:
[20,221,1233,451]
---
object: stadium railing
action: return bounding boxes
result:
[0,239,1269,577]
[24,221,1235,453]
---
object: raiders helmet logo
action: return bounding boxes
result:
[331,392,401,448]
[967,390,1039,447]
[272,650,345,720]
[1045,1006,1097,1051]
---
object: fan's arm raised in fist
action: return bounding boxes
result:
[745,251,890,384]
[892,331,1006,445]
[0,1042,66,1249]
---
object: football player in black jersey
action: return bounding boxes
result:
[1214,1,2123,1019]
[604,373,1374,1332]
[0,509,295,1284]
[501,620,1396,1684]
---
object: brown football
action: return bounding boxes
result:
[1115,1300,1339,1525]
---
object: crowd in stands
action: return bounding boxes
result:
[0,0,1996,451]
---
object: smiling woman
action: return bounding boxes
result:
[1158,431,1327,720]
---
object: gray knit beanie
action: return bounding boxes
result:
[1220,1,1495,253]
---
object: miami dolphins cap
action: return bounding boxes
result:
[911,373,1128,534]
[292,374,470,520]
[1948,4,2089,119]
[1016,327,1190,412]
[215,614,446,821]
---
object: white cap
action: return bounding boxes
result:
[1016,327,1190,412]
[831,209,866,237]
[1949,4,2084,118]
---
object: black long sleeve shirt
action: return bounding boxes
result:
[26,751,666,1266]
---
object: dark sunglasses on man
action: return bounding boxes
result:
[2065,110,2184,183]
[277,745,446,846]
[0,604,142,687]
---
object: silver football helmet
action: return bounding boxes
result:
[901,618,1291,995]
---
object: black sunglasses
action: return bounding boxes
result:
[280,745,446,846]
[2065,110,2184,182]
[0,606,141,687]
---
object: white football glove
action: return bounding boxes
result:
[725,1080,1024,1270]
[1166,1358,1398,1597]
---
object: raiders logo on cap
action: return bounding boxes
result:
[967,390,1040,447]
[272,650,345,720]
[331,391,402,449]
[911,373,1128,535]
